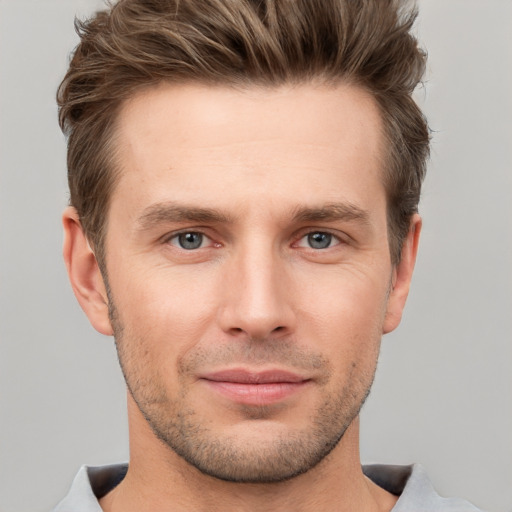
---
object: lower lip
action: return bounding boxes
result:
[202,380,309,406]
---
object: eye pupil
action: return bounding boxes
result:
[308,232,332,249]
[178,232,203,250]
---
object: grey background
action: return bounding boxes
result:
[0,1,510,511]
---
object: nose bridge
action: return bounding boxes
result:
[219,234,294,339]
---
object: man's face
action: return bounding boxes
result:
[98,83,410,482]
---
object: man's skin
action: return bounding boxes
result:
[63,82,421,512]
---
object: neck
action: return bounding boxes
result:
[100,396,397,512]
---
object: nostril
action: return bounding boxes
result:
[273,326,284,332]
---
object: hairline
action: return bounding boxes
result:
[85,77,407,268]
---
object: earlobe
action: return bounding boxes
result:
[62,206,113,336]
[383,214,422,334]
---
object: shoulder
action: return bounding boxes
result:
[52,463,128,512]
[363,464,485,512]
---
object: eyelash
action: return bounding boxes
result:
[294,231,342,250]
[164,229,344,251]
[166,231,216,250]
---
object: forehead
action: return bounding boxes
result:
[112,82,386,219]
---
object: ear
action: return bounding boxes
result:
[383,214,422,334]
[62,206,113,336]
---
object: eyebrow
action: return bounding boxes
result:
[136,202,234,231]
[136,200,371,232]
[291,202,371,225]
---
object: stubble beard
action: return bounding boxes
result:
[107,296,378,484]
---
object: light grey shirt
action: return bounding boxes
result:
[53,463,483,511]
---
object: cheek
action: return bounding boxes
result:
[109,264,219,362]
[295,268,388,364]
[297,266,390,329]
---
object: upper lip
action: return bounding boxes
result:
[200,369,309,384]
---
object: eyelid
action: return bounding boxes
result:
[160,227,348,249]
[292,228,346,248]
[163,228,219,249]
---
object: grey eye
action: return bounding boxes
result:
[176,232,204,250]
[307,232,333,249]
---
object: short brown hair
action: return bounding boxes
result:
[57,0,429,265]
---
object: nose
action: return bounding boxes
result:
[217,241,296,341]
